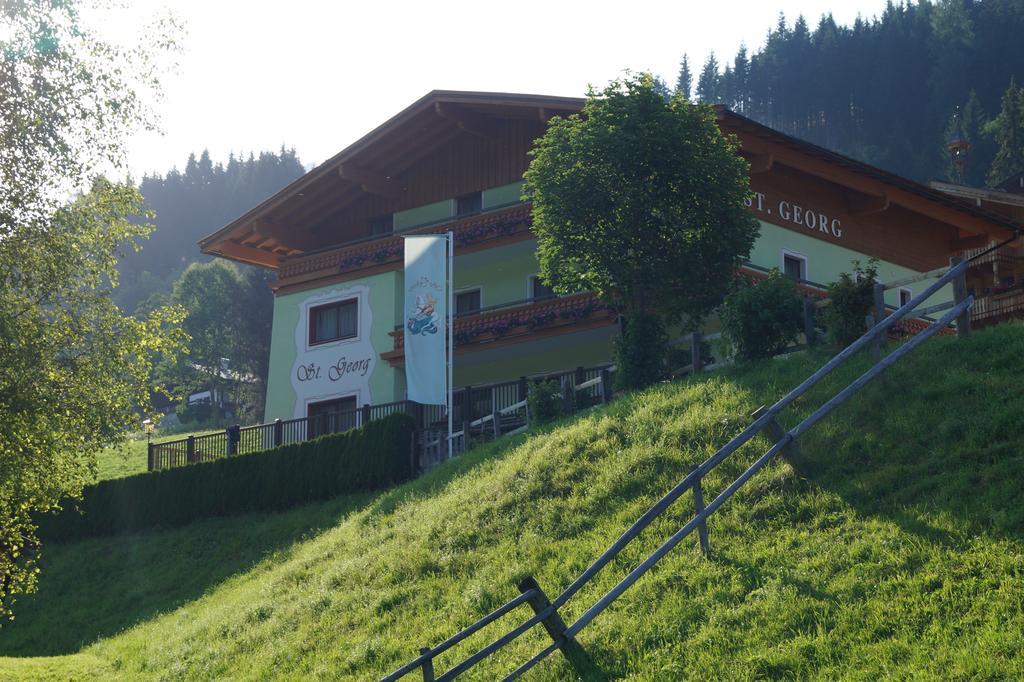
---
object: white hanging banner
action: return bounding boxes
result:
[404,235,448,405]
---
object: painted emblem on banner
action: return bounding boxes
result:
[407,292,439,336]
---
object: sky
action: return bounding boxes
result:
[121,0,893,177]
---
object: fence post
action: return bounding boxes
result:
[690,330,703,373]
[361,403,371,427]
[147,442,154,471]
[463,385,473,425]
[866,315,880,364]
[874,281,887,351]
[462,419,471,451]
[803,297,817,348]
[751,405,801,462]
[517,576,594,677]
[419,647,434,682]
[951,256,971,338]
[226,425,238,456]
[186,435,196,464]
[691,465,710,557]
[273,418,283,447]
[492,386,501,438]
[600,368,612,404]
[518,375,528,404]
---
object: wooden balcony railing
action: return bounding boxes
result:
[384,292,615,362]
[973,287,1024,324]
[962,241,1024,269]
[277,203,533,283]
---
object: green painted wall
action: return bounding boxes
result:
[394,199,452,231]
[749,221,954,306]
[482,181,524,210]
[264,271,402,422]
[454,326,616,386]
[454,239,539,308]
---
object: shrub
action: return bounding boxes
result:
[39,413,415,541]
[720,270,803,361]
[614,314,669,391]
[821,259,879,347]
[528,379,564,425]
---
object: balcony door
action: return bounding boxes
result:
[307,395,358,439]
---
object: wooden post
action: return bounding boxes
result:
[147,442,154,471]
[361,403,371,428]
[866,315,880,364]
[492,387,501,438]
[419,647,434,682]
[690,331,703,374]
[517,576,593,676]
[226,425,239,456]
[273,418,283,447]
[751,405,801,461]
[462,385,473,425]
[462,419,471,451]
[873,281,887,350]
[691,466,710,557]
[803,297,817,348]
[186,435,196,464]
[951,256,971,338]
[599,368,612,404]
[518,375,528,404]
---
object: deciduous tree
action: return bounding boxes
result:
[0,0,181,617]
[524,74,758,389]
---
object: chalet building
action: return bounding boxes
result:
[200,91,1019,424]
[932,171,1024,324]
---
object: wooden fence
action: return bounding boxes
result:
[379,258,975,681]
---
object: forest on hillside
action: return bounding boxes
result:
[677,0,1024,186]
[119,149,306,422]
[118,148,305,314]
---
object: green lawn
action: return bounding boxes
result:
[94,430,221,482]
[2,324,1023,679]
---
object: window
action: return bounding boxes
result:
[369,214,393,236]
[456,192,483,217]
[782,252,806,282]
[530,275,556,301]
[309,298,358,345]
[455,288,482,316]
[899,288,913,307]
[307,396,358,438]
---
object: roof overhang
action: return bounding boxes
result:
[198,90,584,267]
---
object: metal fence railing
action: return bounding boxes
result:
[148,365,615,473]
[380,258,975,681]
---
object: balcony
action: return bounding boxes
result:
[382,292,616,365]
[276,203,534,287]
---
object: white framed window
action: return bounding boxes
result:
[528,275,556,302]
[782,250,807,282]
[898,287,913,307]
[455,287,482,316]
[309,298,358,346]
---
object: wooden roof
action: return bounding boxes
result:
[197,91,583,268]
[200,91,1020,270]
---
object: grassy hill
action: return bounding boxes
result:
[2,324,1023,680]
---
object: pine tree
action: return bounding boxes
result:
[696,52,720,103]
[987,77,1024,187]
[732,45,750,113]
[676,53,692,100]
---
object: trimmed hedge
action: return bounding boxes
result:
[40,413,415,542]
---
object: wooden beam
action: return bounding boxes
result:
[434,102,500,138]
[746,153,774,174]
[949,234,990,251]
[210,241,284,269]
[733,132,1010,238]
[337,163,401,199]
[252,218,317,251]
[846,190,890,216]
